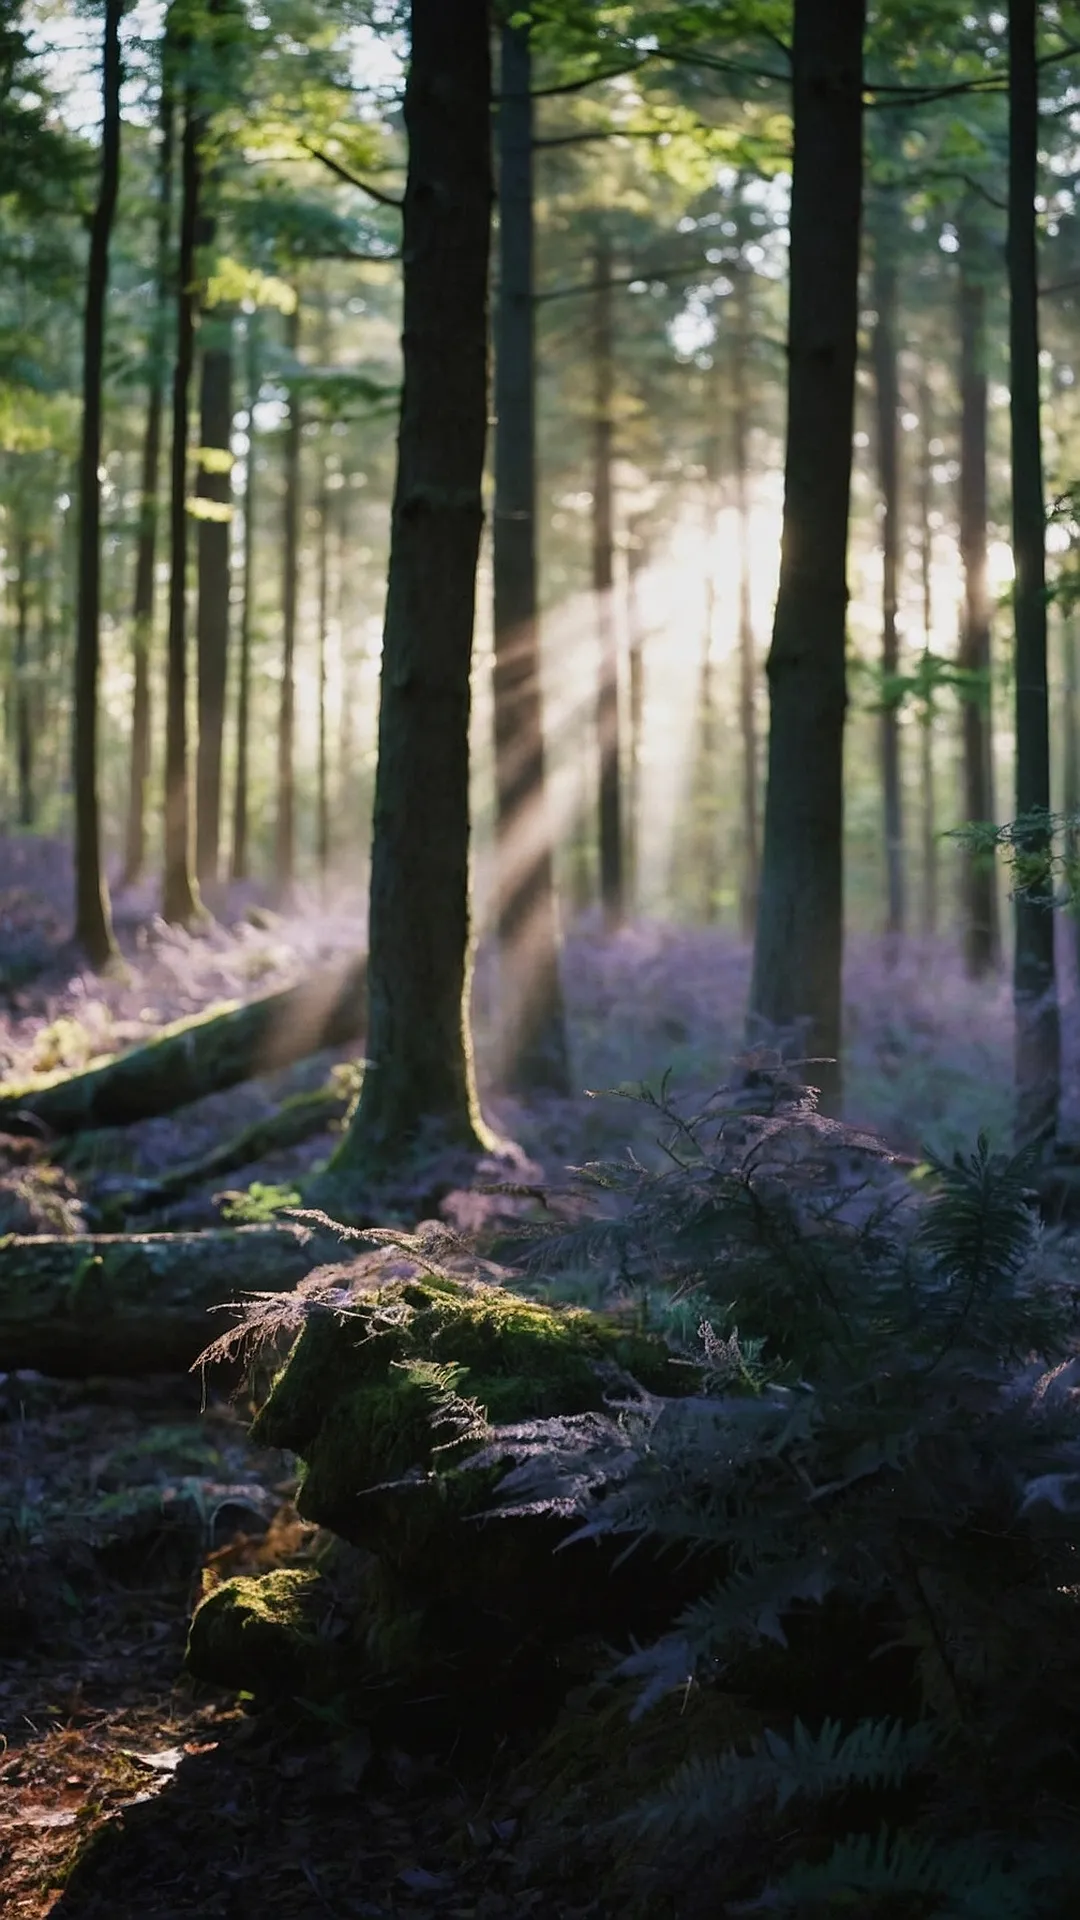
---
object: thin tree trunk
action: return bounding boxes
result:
[958,216,1001,977]
[333,0,494,1173]
[732,256,759,936]
[697,354,722,925]
[626,515,646,914]
[122,73,173,888]
[194,308,234,899]
[336,482,355,846]
[872,184,905,950]
[161,79,201,926]
[491,22,569,1092]
[917,372,938,936]
[14,526,33,828]
[593,232,623,927]
[231,313,258,883]
[1063,608,1080,986]
[748,0,865,1115]
[72,0,121,968]
[275,299,301,901]
[1009,0,1060,1149]
[316,442,330,887]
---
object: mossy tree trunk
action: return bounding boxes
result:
[0,1225,348,1376]
[492,22,570,1094]
[72,0,121,970]
[333,0,494,1176]
[748,0,865,1115]
[0,957,367,1136]
[1009,0,1060,1149]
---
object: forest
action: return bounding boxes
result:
[7,0,1080,1913]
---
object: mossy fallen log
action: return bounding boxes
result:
[0,958,367,1138]
[0,1224,348,1375]
[189,1266,702,1714]
[117,1069,359,1218]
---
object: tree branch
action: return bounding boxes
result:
[300,139,403,210]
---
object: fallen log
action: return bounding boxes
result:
[0,1224,349,1376]
[115,1072,358,1218]
[0,958,367,1138]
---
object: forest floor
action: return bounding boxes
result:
[2,832,1078,1916]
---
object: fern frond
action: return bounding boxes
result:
[636,1719,934,1838]
[752,1826,1047,1916]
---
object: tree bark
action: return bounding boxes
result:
[231,313,258,882]
[0,1225,349,1377]
[593,231,623,928]
[492,22,569,1093]
[917,371,938,937]
[332,0,494,1174]
[1009,0,1060,1149]
[162,77,201,926]
[872,182,905,949]
[275,298,301,901]
[72,0,121,968]
[625,514,647,915]
[316,444,331,888]
[13,525,33,828]
[732,256,759,936]
[123,70,173,889]
[748,0,865,1114]
[958,213,1001,977]
[1062,608,1080,986]
[0,958,367,1137]
[195,309,234,899]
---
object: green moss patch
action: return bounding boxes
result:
[219,1273,698,1701]
[186,1568,326,1695]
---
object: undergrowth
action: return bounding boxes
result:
[215,1065,1080,1915]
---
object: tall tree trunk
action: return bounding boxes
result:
[332,0,494,1174]
[161,79,201,926]
[917,372,938,936]
[748,0,865,1115]
[1062,608,1080,986]
[625,514,647,915]
[593,231,623,927]
[275,299,301,901]
[958,215,1001,978]
[1009,0,1059,1149]
[72,0,121,968]
[697,353,722,925]
[231,313,258,883]
[336,481,355,846]
[732,255,759,936]
[872,182,905,949]
[316,443,331,887]
[194,308,234,899]
[14,526,33,828]
[122,73,173,888]
[491,22,569,1093]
